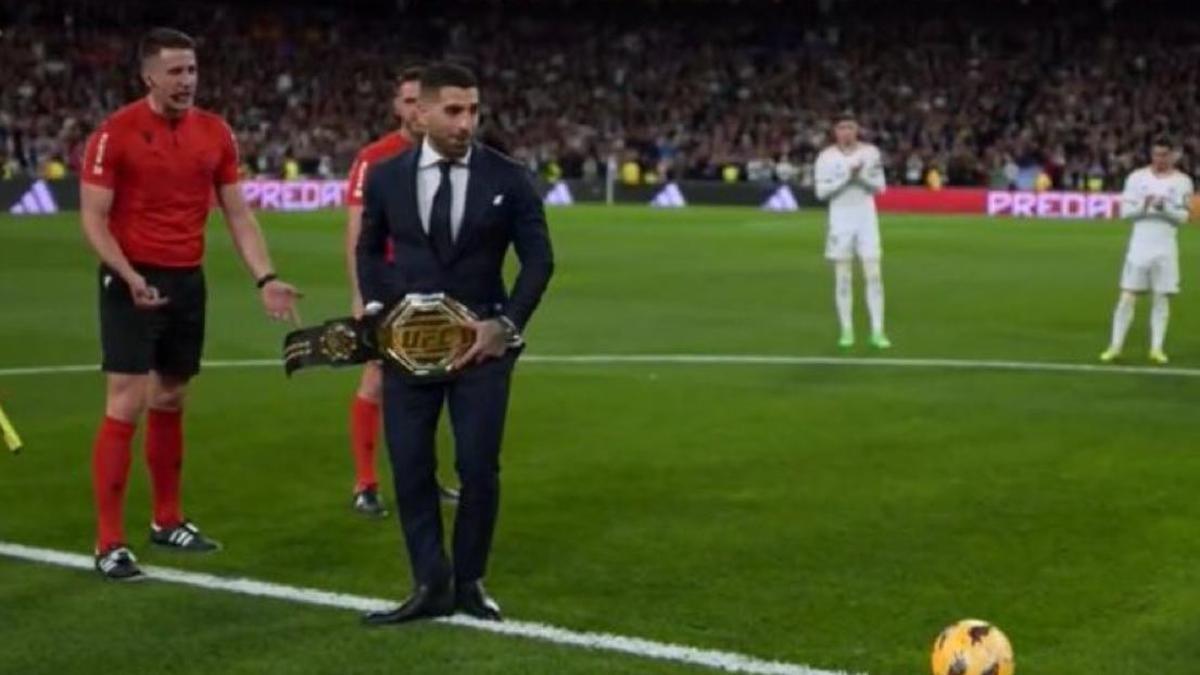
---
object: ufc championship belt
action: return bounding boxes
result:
[283,293,480,379]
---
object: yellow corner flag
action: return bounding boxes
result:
[0,403,22,454]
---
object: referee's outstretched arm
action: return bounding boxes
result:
[215,183,303,325]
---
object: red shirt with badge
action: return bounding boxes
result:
[81,98,240,268]
[346,131,412,207]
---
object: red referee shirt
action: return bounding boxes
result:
[346,131,413,207]
[81,98,240,268]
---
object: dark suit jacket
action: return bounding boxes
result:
[356,143,554,330]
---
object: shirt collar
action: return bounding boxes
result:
[141,96,190,127]
[420,137,472,169]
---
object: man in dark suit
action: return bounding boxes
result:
[356,62,553,625]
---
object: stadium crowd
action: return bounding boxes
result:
[1,0,1197,189]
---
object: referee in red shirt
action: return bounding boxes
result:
[343,66,418,517]
[81,28,301,580]
[343,66,459,517]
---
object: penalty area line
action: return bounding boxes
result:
[0,541,858,675]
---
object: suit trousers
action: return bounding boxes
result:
[381,352,516,586]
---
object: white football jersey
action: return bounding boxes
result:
[815,143,885,222]
[1120,167,1194,258]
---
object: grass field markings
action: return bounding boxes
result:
[524,354,1200,378]
[2,354,1199,379]
[0,541,860,675]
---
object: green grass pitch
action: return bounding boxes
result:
[2,205,1200,674]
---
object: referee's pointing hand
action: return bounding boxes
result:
[261,279,303,326]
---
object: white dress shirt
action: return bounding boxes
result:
[417,137,471,241]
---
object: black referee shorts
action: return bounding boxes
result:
[98,264,206,379]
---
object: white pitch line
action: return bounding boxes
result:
[1,354,1199,379]
[0,541,856,675]
[527,354,1200,378]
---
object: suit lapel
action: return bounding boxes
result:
[453,145,490,260]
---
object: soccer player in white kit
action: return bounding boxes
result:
[1101,138,1194,364]
[815,113,890,349]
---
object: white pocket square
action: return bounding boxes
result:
[492,194,504,206]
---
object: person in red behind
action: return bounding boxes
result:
[344,66,458,517]
[81,27,301,580]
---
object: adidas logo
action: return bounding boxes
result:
[649,183,686,208]
[8,180,59,215]
[544,181,574,206]
[762,185,799,212]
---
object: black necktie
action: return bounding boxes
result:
[430,160,454,262]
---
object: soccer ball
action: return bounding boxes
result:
[930,619,1014,675]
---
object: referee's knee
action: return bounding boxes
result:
[149,374,190,411]
[104,373,149,422]
[149,390,187,411]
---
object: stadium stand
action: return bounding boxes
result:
[1,0,1197,188]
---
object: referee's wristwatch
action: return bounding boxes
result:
[256,273,278,289]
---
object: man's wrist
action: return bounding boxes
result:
[497,315,524,347]
[255,272,278,289]
[119,268,142,285]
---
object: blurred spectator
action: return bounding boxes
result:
[904,153,924,186]
[42,153,66,179]
[619,154,641,185]
[926,165,943,190]
[775,155,799,184]
[0,151,16,180]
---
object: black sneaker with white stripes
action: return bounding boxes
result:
[95,546,145,581]
[149,520,221,552]
[352,487,388,518]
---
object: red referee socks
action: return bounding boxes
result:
[350,396,380,492]
[146,408,184,529]
[92,416,135,553]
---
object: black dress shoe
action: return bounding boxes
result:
[363,582,454,626]
[455,580,502,621]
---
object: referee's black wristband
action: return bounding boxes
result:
[255,273,278,289]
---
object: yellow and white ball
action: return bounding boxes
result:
[931,619,1014,675]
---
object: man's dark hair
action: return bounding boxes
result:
[1151,136,1174,150]
[140,27,195,61]
[419,62,478,96]
[834,110,857,124]
[397,65,425,86]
